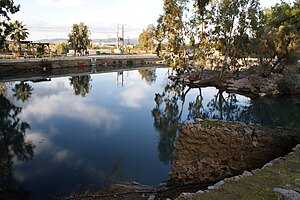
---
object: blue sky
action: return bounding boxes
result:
[11,0,283,41]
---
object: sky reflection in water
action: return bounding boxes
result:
[1,67,300,199]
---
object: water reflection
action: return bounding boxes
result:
[138,69,157,85]
[152,80,300,170]
[187,89,244,121]
[69,75,92,97]
[239,96,300,129]
[0,67,299,199]
[12,81,34,102]
[0,94,33,199]
[155,80,300,129]
[152,81,191,164]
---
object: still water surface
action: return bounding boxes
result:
[1,67,300,199]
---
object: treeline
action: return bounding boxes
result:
[148,0,299,76]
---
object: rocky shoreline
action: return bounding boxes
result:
[169,65,300,97]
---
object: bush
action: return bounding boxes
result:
[277,75,296,94]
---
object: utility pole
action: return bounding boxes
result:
[116,24,124,54]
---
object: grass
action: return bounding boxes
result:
[180,146,300,200]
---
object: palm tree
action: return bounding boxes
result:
[12,81,33,102]
[68,22,90,56]
[9,20,29,56]
[69,75,92,97]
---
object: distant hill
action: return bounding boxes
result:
[35,38,139,45]
[35,38,68,43]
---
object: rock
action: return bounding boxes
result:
[259,93,267,97]
[273,188,300,200]
[169,121,298,184]
[147,195,155,200]
[252,140,258,147]
[242,171,253,177]
[243,127,253,136]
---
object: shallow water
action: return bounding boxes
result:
[0,67,299,199]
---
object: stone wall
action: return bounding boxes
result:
[169,121,299,184]
[0,54,161,74]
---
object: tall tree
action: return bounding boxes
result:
[138,24,155,53]
[9,20,29,56]
[188,0,213,76]
[0,0,20,51]
[257,0,300,76]
[68,22,91,56]
[156,0,188,70]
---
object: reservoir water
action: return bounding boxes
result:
[0,66,299,199]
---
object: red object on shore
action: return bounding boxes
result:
[77,62,84,68]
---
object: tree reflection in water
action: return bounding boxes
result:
[152,80,191,164]
[138,69,157,85]
[188,90,243,121]
[239,96,300,129]
[69,75,92,97]
[0,94,33,199]
[12,81,34,102]
[153,81,300,165]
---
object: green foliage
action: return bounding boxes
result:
[156,0,300,77]
[8,20,29,42]
[7,20,29,55]
[277,75,297,94]
[12,81,33,102]
[156,0,188,69]
[68,22,91,56]
[52,42,69,55]
[0,0,20,50]
[258,1,300,76]
[0,0,20,20]
[138,24,155,53]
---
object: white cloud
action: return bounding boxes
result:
[35,0,84,7]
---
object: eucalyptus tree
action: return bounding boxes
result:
[156,0,188,70]
[156,0,263,76]
[68,22,91,56]
[138,24,155,53]
[210,0,263,77]
[9,20,29,55]
[257,0,300,76]
[187,0,214,76]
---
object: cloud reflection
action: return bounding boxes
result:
[120,84,151,108]
[21,94,121,133]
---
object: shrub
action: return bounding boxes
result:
[277,75,296,94]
